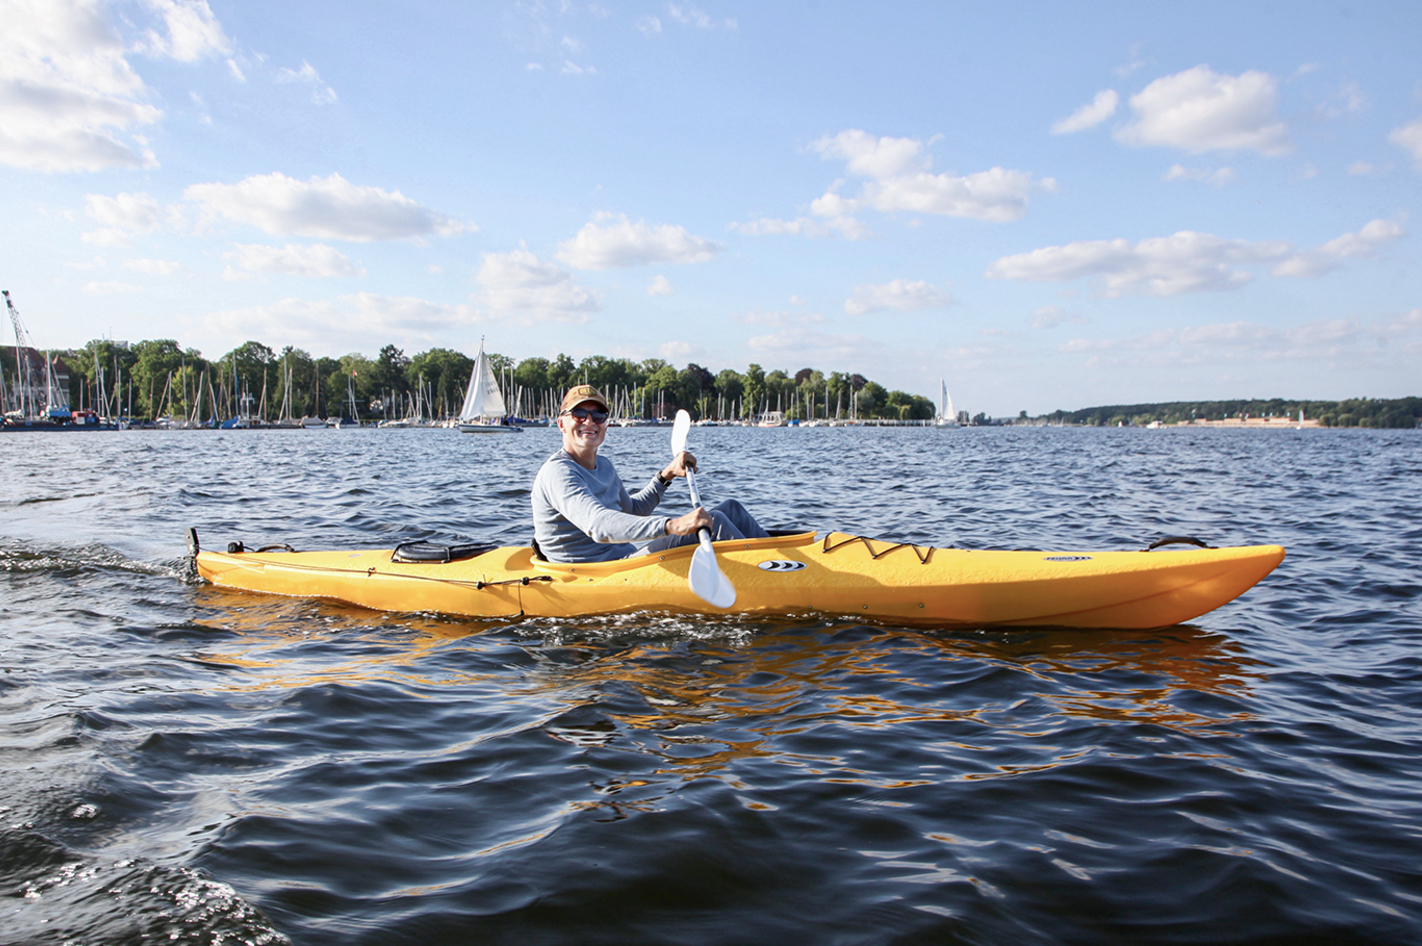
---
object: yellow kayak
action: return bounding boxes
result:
[189,529,1284,629]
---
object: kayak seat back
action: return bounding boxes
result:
[390,541,499,564]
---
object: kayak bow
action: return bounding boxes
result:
[189,529,1284,629]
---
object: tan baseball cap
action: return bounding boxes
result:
[559,383,610,414]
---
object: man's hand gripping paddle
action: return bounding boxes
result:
[670,410,736,609]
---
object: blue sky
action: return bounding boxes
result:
[2,0,1420,416]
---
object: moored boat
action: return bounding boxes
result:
[190,529,1284,629]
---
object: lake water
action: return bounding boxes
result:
[2,425,1420,945]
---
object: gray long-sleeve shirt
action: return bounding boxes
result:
[531,450,669,562]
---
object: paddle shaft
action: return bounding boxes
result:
[685,467,715,548]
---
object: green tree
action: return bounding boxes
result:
[514,357,551,392]
[645,364,680,418]
[678,363,716,418]
[71,339,138,416]
[317,356,344,418]
[714,368,744,417]
[274,347,318,419]
[130,340,181,411]
[743,363,765,418]
[857,381,887,417]
[547,353,577,391]
[216,341,276,420]
[795,369,826,419]
[374,344,411,402]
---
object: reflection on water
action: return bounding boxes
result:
[188,581,1269,795]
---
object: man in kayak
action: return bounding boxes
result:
[532,384,769,563]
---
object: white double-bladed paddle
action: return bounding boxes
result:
[670,409,736,609]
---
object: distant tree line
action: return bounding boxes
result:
[1040,398,1422,429]
[27,339,937,423]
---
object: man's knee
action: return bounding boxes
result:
[714,499,748,517]
[708,511,745,542]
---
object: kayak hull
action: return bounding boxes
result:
[192,531,1285,629]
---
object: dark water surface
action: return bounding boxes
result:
[2,426,1420,945]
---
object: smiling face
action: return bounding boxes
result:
[558,400,609,462]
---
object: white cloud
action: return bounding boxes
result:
[729,214,868,240]
[844,279,952,316]
[203,292,486,347]
[81,228,132,247]
[746,326,880,363]
[730,309,825,327]
[1115,46,1148,79]
[636,15,662,36]
[555,213,721,269]
[1051,90,1119,134]
[0,0,162,171]
[1390,118,1422,169]
[1057,310,1422,368]
[647,274,674,296]
[1116,65,1291,155]
[660,340,703,360]
[1162,164,1240,186]
[813,130,1052,223]
[1270,218,1405,277]
[477,247,600,322]
[223,243,366,279]
[184,172,467,242]
[986,219,1403,296]
[123,257,182,275]
[561,60,596,76]
[737,130,1050,238]
[81,191,178,244]
[1030,305,1088,329]
[137,0,230,62]
[85,191,163,230]
[274,60,337,105]
[1335,80,1368,114]
[1347,161,1391,176]
[83,280,143,294]
[667,3,735,29]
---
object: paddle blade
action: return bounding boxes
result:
[689,535,736,609]
[671,409,691,456]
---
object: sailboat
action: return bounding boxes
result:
[328,373,361,427]
[457,339,522,434]
[935,379,959,427]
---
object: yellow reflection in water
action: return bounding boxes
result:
[188,584,1268,787]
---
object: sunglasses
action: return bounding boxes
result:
[562,407,610,424]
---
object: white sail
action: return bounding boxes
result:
[937,379,957,426]
[459,340,507,421]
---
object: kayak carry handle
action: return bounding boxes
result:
[219,541,298,554]
[1145,535,1215,551]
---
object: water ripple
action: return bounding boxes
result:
[1,427,1420,944]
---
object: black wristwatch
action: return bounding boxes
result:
[657,473,673,487]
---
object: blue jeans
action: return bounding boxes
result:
[643,499,769,554]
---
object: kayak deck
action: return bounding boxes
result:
[191,530,1285,629]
